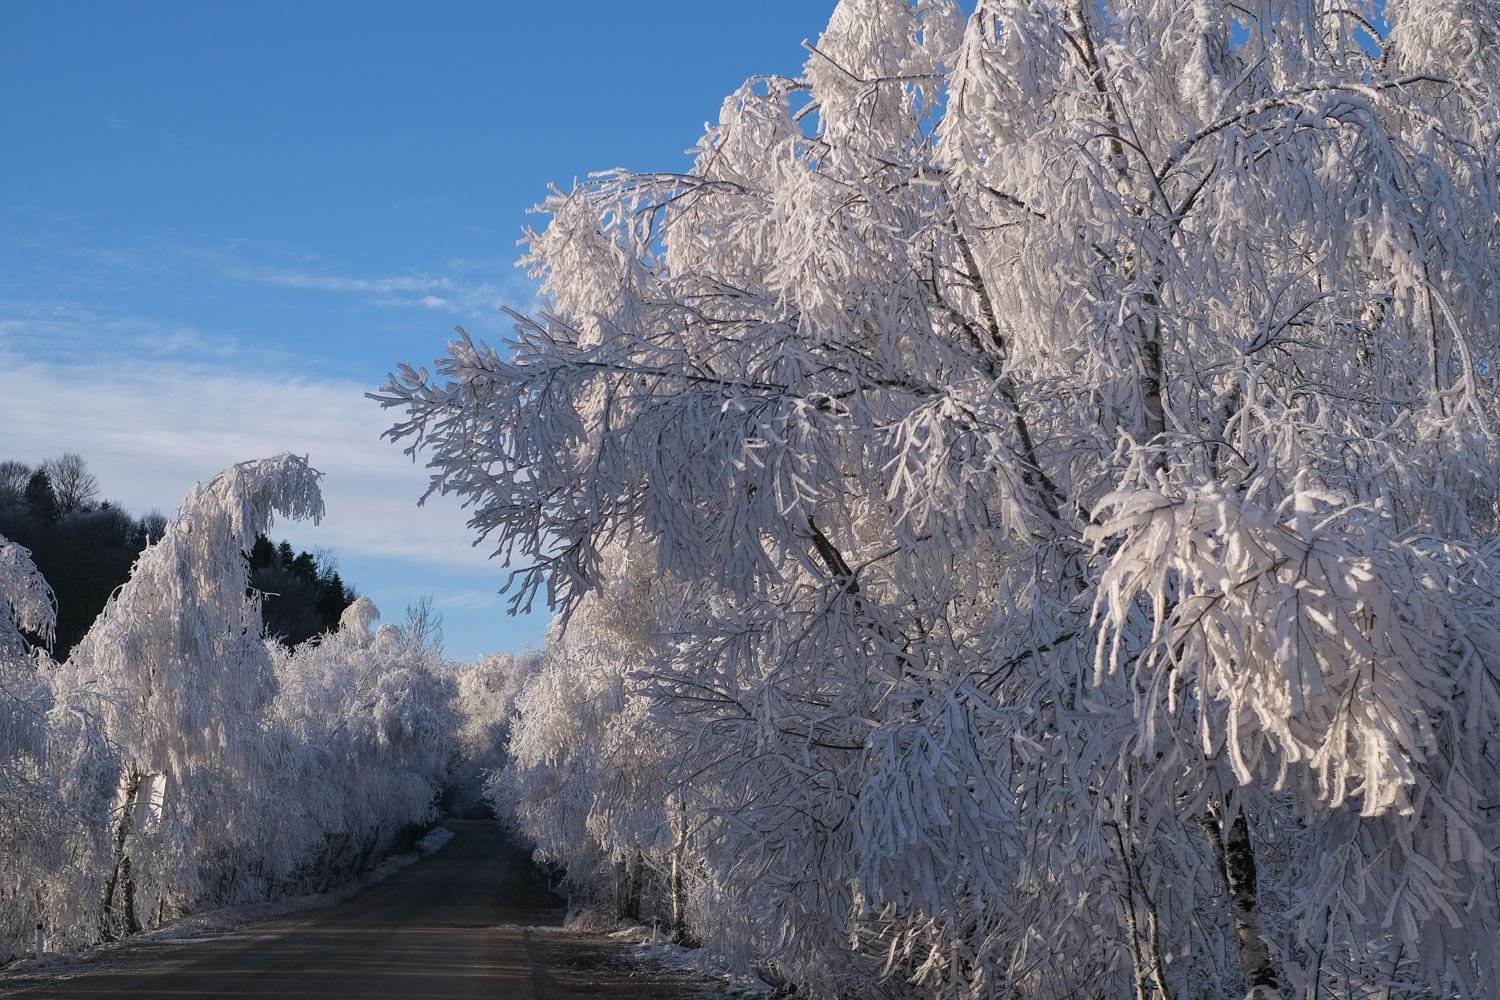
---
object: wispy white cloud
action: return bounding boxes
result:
[222,263,525,324]
[225,267,458,296]
[0,340,498,573]
[438,590,505,612]
[0,306,281,366]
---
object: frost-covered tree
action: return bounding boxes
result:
[446,647,541,819]
[48,455,324,935]
[379,2,1499,997]
[0,457,470,960]
[1,537,120,959]
[267,597,456,888]
[0,537,60,958]
[502,542,696,932]
[0,537,54,657]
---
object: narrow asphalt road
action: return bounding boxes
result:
[1,821,709,999]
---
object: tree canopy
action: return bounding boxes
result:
[379,1,1500,997]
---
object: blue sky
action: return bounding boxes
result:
[0,2,838,660]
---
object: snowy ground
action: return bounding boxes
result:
[609,925,775,997]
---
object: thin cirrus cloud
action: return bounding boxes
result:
[1,224,535,338]
[225,267,458,294]
[224,264,518,319]
[439,590,505,612]
[0,306,257,363]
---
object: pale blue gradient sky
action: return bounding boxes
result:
[0,2,836,659]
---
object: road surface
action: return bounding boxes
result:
[1,821,710,999]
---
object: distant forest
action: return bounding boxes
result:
[0,454,355,657]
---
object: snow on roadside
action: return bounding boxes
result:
[416,825,455,853]
[607,925,774,997]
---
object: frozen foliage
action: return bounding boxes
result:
[0,538,56,651]
[48,455,325,934]
[0,457,460,960]
[379,2,1500,997]
[500,543,684,926]
[446,648,541,819]
[0,538,60,958]
[266,596,457,889]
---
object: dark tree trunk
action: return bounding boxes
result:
[1200,801,1280,993]
[102,769,142,940]
[669,800,691,945]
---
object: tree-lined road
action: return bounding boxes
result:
[1,822,706,999]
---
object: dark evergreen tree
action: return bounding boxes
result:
[315,571,351,625]
[23,471,58,526]
[249,534,278,569]
[290,551,317,582]
[249,534,357,647]
[43,506,144,655]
